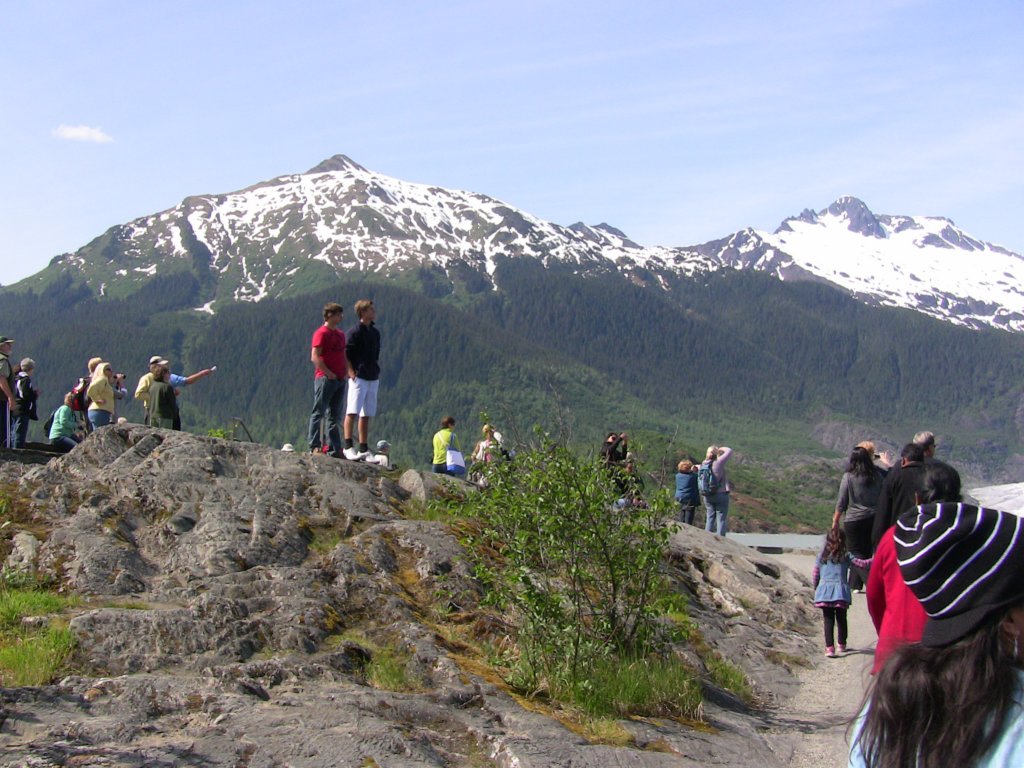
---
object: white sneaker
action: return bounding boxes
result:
[343,447,364,461]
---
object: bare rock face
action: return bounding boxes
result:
[0,425,822,767]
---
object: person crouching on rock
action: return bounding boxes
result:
[49,392,83,453]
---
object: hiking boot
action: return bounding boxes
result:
[343,446,364,461]
[825,646,836,658]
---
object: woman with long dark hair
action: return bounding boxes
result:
[832,446,883,591]
[850,502,1024,767]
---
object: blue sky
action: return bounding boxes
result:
[2,0,1022,284]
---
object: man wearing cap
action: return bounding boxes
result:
[0,336,17,447]
[135,355,215,428]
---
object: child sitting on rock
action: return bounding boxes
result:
[813,526,871,657]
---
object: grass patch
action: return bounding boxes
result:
[705,653,754,704]
[0,587,79,686]
[0,589,71,629]
[308,529,343,555]
[766,649,813,670]
[0,625,75,685]
[338,631,424,692]
[570,716,634,746]
[552,654,703,720]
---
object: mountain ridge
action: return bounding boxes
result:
[14,155,1024,332]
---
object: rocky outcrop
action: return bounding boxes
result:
[0,425,822,767]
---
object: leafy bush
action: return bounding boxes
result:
[437,441,676,702]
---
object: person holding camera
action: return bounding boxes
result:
[86,362,127,430]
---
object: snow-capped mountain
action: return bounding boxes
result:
[732,197,1024,332]
[32,155,1024,332]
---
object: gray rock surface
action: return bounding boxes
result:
[0,425,832,767]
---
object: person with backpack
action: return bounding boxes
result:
[68,357,103,434]
[12,358,39,448]
[0,336,17,448]
[699,445,733,536]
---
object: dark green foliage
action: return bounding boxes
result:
[2,261,1023,503]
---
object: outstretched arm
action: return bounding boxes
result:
[183,368,215,386]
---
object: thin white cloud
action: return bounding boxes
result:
[52,124,114,143]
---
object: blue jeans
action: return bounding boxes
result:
[51,435,80,453]
[88,410,112,430]
[703,492,730,536]
[12,411,31,448]
[308,377,344,453]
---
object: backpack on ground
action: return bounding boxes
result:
[697,460,719,496]
[69,377,90,412]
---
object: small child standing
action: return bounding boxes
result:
[813,527,871,657]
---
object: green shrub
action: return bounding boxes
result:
[434,440,675,709]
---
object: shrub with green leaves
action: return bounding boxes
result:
[439,441,675,698]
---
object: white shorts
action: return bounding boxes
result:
[346,377,378,417]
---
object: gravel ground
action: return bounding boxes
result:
[769,552,877,768]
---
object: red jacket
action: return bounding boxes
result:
[866,527,928,674]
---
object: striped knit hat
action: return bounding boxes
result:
[896,502,1024,647]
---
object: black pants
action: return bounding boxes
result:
[678,502,697,525]
[822,606,848,647]
[844,516,874,590]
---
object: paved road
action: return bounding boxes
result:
[769,552,877,767]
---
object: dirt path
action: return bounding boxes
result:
[767,552,877,767]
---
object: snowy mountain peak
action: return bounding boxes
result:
[306,154,367,175]
[821,196,886,239]
[29,155,1024,333]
